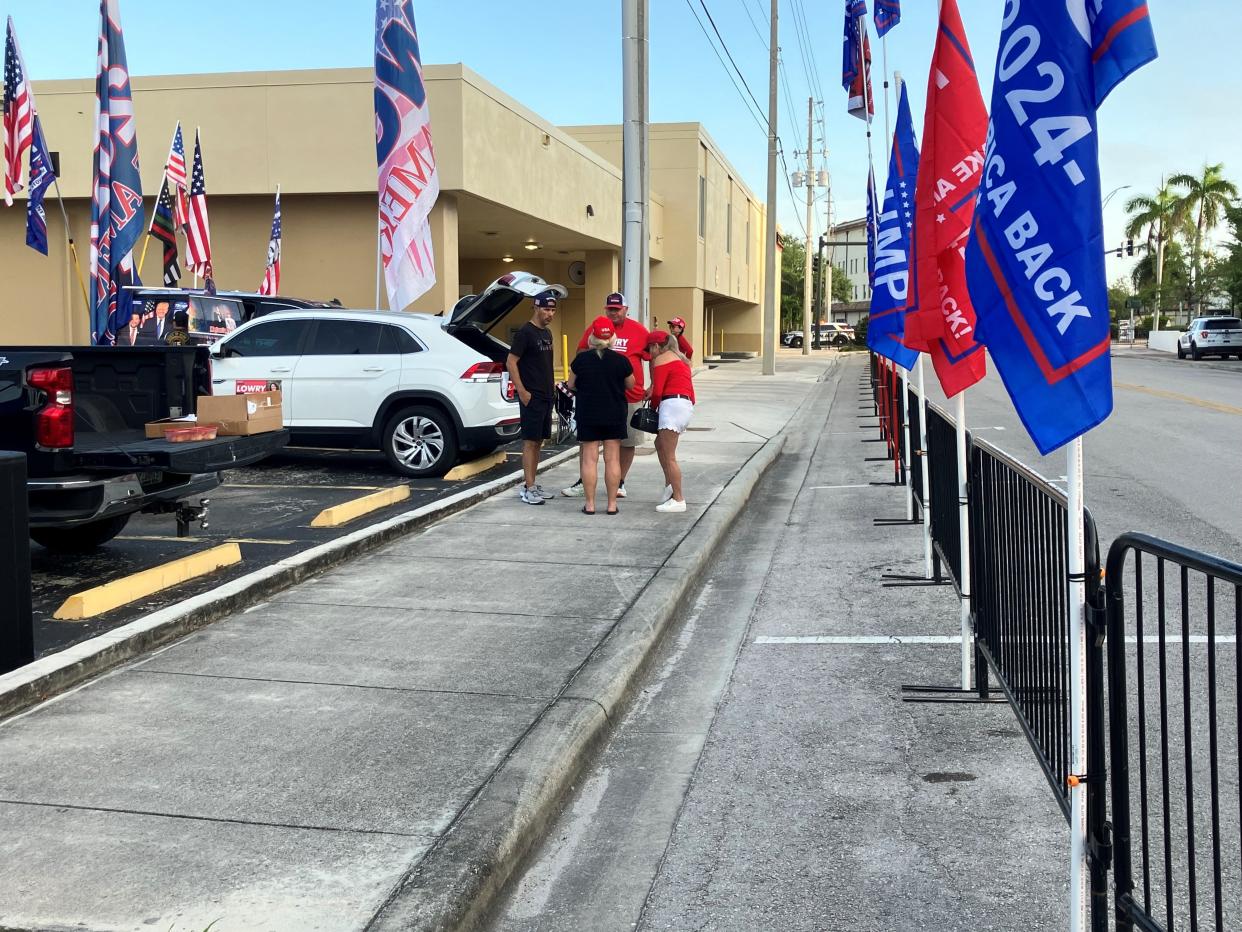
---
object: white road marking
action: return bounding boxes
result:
[756,635,1238,646]
[807,484,873,491]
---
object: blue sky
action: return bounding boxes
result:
[10,1,1239,286]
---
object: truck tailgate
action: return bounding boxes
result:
[71,428,289,473]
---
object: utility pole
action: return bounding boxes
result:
[622,0,649,326]
[801,97,815,356]
[761,0,778,375]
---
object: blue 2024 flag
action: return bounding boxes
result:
[965,0,1156,454]
[866,81,920,370]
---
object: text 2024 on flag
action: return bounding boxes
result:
[965,0,1156,454]
[376,0,439,311]
[867,81,920,370]
[89,0,144,345]
[901,0,987,397]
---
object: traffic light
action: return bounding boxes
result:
[1126,238,1134,256]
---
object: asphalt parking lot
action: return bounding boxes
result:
[29,440,573,659]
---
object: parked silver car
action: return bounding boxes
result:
[1177,317,1242,360]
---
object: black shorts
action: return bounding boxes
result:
[520,396,553,441]
[575,421,627,442]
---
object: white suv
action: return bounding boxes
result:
[209,272,566,477]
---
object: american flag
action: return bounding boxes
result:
[842,0,874,123]
[184,128,212,281]
[258,188,281,295]
[164,122,189,229]
[3,16,34,205]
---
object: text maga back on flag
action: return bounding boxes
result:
[966,0,1156,455]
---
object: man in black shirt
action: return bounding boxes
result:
[506,291,558,504]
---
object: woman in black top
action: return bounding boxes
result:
[568,317,636,515]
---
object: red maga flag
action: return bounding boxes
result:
[901,0,987,397]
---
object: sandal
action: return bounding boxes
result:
[581,506,596,515]
[606,507,619,515]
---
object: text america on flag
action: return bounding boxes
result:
[965,0,1156,454]
[375,0,440,311]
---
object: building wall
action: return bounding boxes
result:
[828,218,872,307]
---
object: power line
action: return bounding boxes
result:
[682,0,769,135]
[696,0,767,121]
[736,0,768,49]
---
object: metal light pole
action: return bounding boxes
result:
[622,0,649,326]
[761,0,778,375]
[802,98,815,356]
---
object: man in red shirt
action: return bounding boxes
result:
[562,291,650,498]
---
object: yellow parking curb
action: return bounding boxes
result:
[54,543,243,621]
[310,485,411,528]
[442,451,507,481]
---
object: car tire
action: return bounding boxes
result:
[30,513,131,552]
[791,336,803,348]
[382,405,458,478]
[1191,342,1201,361]
[1177,343,1185,359]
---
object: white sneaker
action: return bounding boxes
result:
[561,481,585,497]
[617,482,627,499]
[656,499,687,513]
[661,484,673,503]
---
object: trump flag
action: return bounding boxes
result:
[901,0,987,398]
[867,81,920,370]
[966,0,1156,454]
[842,1,873,122]
[375,0,439,311]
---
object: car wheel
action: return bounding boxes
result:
[30,514,131,552]
[792,336,803,348]
[1177,343,1185,359]
[382,405,458,478]
[1191,342,1201,361]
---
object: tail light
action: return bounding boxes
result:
[28,365,75,450]
[460,361,516,401]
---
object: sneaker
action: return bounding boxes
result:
[617,482,628,499]
[532,484,555,500]
[661,484,673,504]
[520,487,546,505]
[656,499,687,514]
[561,481,585,497]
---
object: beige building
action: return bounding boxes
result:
[0,65,774,366]
[827,216,872,326]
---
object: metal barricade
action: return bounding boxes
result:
[925,403,965,594]
[0,451,34,675]
[1101,534,1242,931]
[969,437,1102,817]
[906,385,924,514]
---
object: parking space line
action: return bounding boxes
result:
[310,485,412,528]
[442,451,508,481]
[118,535,296,545]
[53,544,243,621]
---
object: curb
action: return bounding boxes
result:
[0,447,579,724]
[367,393,812,931]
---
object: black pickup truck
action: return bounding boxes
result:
[0,345,288,551]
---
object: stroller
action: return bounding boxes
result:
[553,381,576,444]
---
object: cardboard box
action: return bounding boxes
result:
[196,390,284,436]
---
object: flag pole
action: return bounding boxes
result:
[954,391,971,689]
[47,171,90,314]
[375,226,383,309]
[918,355,932,578]
[882,37,892,156]
[137,182,160,281]
[1066,435,1088,932]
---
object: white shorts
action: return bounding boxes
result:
[658,397,694,433]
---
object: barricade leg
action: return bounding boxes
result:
[0,452,34,675]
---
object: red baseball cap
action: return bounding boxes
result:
[668,316,686,330]
[591,316,615,340]
[647,329,671,346]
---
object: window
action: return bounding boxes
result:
[1203,318,1242,330]
[306,320,392,355]
[385,326,424,354]
[223,319,312,357]
[698,175,707,238]
[853,285,859,301]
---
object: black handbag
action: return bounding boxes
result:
[630,404,659,434]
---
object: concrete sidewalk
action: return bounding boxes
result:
[0,354,832,932]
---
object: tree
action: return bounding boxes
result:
[1124,182,1186,315]
[778,235,807,331]
[1169,164,1239,310]
[1217,203,1242,310]
[1107,278,1132,321]
[829,263,853,307]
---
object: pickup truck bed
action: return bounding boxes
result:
[1,345,287,549]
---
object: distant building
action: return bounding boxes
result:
[826,216,871,327]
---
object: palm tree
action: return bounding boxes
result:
[1125,182,1186,325]
[1169,164,1239,310]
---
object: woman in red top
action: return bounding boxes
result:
[667,316,693,360]
[646,330,696,514]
